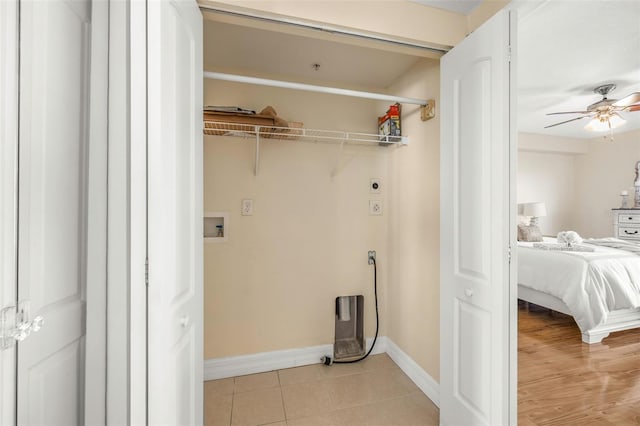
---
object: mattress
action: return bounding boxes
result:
[518,237,640,332]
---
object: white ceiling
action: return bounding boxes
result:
[203,20,423,91]
[410,0,483,15]
[518,1,640,139]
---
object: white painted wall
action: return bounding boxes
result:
[517,130,640,238]
[574,129,640,237]
[517,150,576,236]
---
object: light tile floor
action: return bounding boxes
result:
[204,354,439,426]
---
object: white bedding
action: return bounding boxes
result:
[518,237,640,332]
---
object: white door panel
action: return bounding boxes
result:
[441,9,515,426]
[147,0,203,424]
[17,0,90,424]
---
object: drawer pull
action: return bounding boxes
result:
[624,230,639,235]
[630,217,634,220]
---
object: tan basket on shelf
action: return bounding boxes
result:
[260,121,303,140]
[203,111,275,136]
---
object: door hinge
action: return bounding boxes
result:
[507,45,512,63]
[145,258,149,287]
[508,245,512,264]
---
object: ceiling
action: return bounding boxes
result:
[409,0,482,15]
[518,1,640,139]
[203,1,640,139]
[203,20,423,91]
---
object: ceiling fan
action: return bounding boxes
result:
[545,84,640,131]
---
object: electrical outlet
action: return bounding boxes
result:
[241,199,253,216]
[368,251,376,264]
[369,200,382,216]
[370,178,381,194]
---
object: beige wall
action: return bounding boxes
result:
[203,80,390,358]
[201,0,468,49]
[467,0,509,34]
[517,130,640,238]
[386,59,440,381]
[518,150,577,236]
[574,129,640,237]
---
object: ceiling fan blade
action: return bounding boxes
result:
[613,92,640,107]
[629,105,640,112]
[546,111,590,115]
[544,116,587,128]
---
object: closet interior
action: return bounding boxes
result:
[200,9,442,385]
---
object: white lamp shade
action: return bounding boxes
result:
[522,202,547,218]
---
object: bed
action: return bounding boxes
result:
[518,237,640,343]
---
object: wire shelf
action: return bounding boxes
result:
[203,121,408,145]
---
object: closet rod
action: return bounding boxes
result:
[204,71,429,106]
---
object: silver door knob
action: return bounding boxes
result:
[465,288,474,297]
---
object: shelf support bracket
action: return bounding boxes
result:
[420,99,436,121]
[331,137,347,178]
[254,126,260,176]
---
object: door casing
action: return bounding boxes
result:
[0,1,19,422]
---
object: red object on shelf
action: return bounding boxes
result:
[378,103,401,141]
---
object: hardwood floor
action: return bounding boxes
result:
[518,302,640,425]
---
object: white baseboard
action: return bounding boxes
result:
[203,336,438,408]
[385,338,440,407]
[204,336,387,381]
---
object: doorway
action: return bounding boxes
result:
[198,3,444,421]
[516,1,640,423]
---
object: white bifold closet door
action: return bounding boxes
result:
[17,0,94,424]
[147,0,204,424]
[440,8,517,426]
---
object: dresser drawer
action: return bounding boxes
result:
[618,214,640,224]
[618,226,640,239]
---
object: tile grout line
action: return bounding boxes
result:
[276,369,289,422]
[229,376,236,426]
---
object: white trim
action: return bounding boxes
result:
[385,338,440,408]
[106,1,131,423]
[129,1,147,424]
[204,337,387,381]
[0,1,18,424]
[84,0,109,423]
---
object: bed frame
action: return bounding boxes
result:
[518,284,640,344]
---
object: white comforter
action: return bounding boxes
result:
[518,237,640,332]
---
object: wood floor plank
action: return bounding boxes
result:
[518,302,640,424]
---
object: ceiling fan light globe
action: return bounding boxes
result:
[609,113,627,129]
[584,114,626,132]
[585,117,609,132]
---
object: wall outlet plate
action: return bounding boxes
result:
[369,200,382,215]
[370,178,381,194]
[241,199,253,216]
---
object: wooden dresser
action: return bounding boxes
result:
[612,209,640,240]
